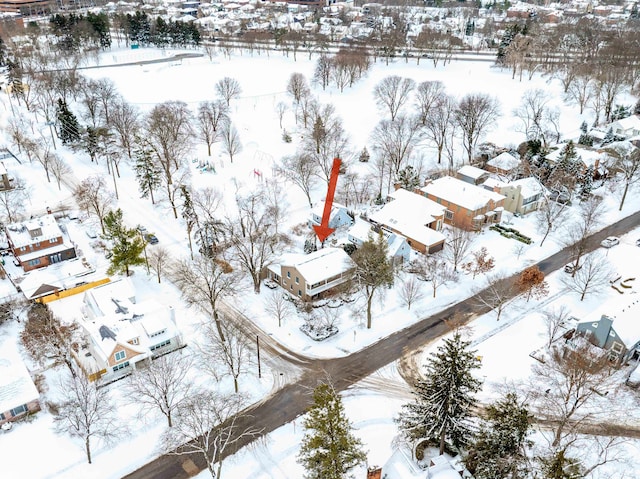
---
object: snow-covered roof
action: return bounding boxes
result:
[421,176,505,211]
[487,151,520,171]
[0,340,39,414]
[380,447,463,479]
[311,201,348,219]
[370,189,446,247]
[83,278,136,319]
[610,115,640,131]
[607,298,640,348]
[545,144,604,169]
[348,218,374,242]
[283,247,355,285]
[6,214,63,249]
[457,164,488,179]
[482,177,505,190]
[507,177,545,198]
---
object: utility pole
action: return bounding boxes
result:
[256,335,261,379]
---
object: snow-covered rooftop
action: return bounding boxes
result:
[421,176,505,211]
[0,340,39,414]
[507,177,545,198]
[6,214,64,249]
[457,164,488,179]
[282,247,355,285]
[487,151,520,171]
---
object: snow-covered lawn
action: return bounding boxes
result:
[0,45,639,479]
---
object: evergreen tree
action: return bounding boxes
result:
[538,447,584,479]
[396,165,421,191]
[297,383,367,479]
[610,104,630,121]
[579,121,588,135]
[179,185,197,257]
[133,140,161,204]
[398,329,482,455]
[634,99,640,116]
[602,127,615,145]
[103,208,146,276]
[578,166,594,196]
[56,98,81,144]
[464,392,532,479]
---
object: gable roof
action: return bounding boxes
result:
[282,247,355,285]
[0,340,39,414]
[5,214,64,249]
[487,151,520,171]
[421,176,505,211]
[457,164,488,179]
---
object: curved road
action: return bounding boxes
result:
[123,208,640,479]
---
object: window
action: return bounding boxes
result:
[298,290,302,297]
[0,412,4,420]
[287,271,291,278]
[28,259,41,267]
[10,404,27,416]
[611,342,624,354]
[444,210,453,220]
[150,340,171,351]
[114,350,126,361]
[295,276,299,284]
[149,329,166,338]
[112,361,130,372]
[49,239,56,244]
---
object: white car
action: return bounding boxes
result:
[600,237,620,248]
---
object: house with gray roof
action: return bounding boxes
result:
[0,338,40,426]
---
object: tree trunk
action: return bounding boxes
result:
[619,182,629,211]
[167,411,173,428]
[85,437,92,464]
[439,429,446,455]
[366,293,373,329]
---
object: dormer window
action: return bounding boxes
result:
[29,227,42,238]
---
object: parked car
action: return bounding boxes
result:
[564,263,582,274]
[600,237,620,248]
[144,233,159,245]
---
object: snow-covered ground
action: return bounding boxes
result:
[0,45,639,478]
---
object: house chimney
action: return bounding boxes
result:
[367,466,382,479]
[169,305,176,326]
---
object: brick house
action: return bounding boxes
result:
[5,214,77,271]
[420,176,505,231]
[265,247,355,300]
[367,188,446,254]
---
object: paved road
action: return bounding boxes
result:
[123,207,640,479]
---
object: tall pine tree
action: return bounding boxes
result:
[464,392,532,479]
[133,139,161,204]
[398,329,482,455]
[297,383,367,479]
[103,208,146,276]
[56,98,81,145]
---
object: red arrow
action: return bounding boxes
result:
[313,157,342,244]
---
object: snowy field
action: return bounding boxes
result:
[0,45,639,478]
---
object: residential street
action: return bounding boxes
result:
[123,208,640,479]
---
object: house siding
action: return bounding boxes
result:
[0,399,40,425]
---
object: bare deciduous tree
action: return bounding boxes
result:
[53,371,120,464]
[171,255,241,342]
[414,80,445,125]
[535,197,569,247]
[423,93,456,166]
[604,145,640,211]
[373,75,416,121]
[198,316,253,393]
[264,290,294,327]
[562,197,606,275]
[512,89,558,148]
[399,274,425,310]
[161,391,258,479]
[444,228,473,273]
[197,100,229,157]
[304,103,349,184]
[0,176,29,224]
[529,340,616,448]
[561,252,613,302]
[286,72,310,103]
[215,76,242,106]
[276,152,318,208]
[108,98,140,159]
[462,247,495,279]
[226,188,282,293]
[543,305,571,348]
[473,272,516,321]
[147,246,171,284]
[221,122,242,163]
[125,354,193,427]
[455,93,501,164]
[516,265,549,302]
[74,175,115,234]
[49,154,71,191]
